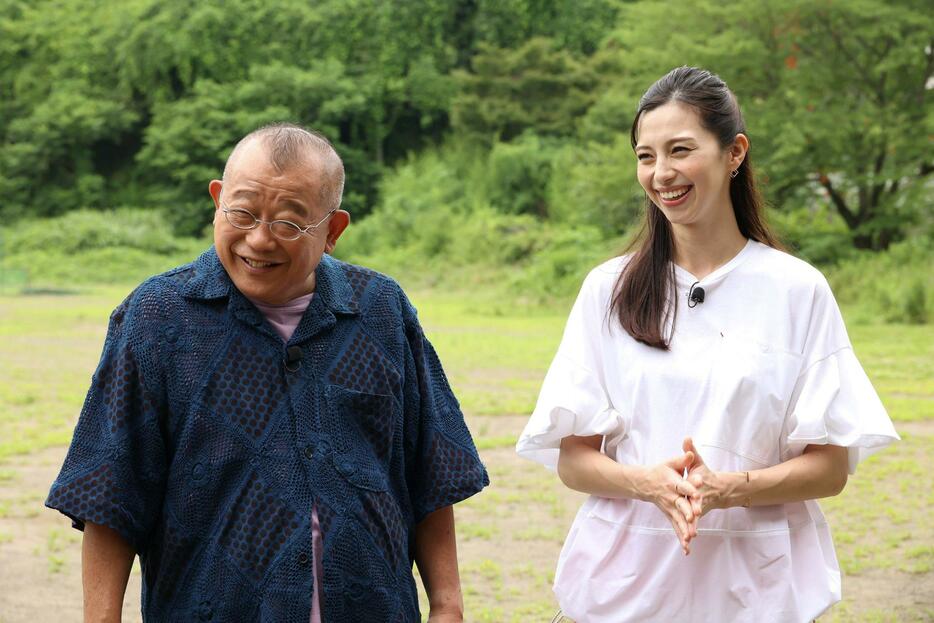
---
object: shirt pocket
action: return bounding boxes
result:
[325,384,398,491]
[702,334,804,467]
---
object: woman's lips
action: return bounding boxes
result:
[657,185,692,207]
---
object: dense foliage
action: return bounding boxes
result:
[1,0,931,312]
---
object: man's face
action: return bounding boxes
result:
[209,140,348,305]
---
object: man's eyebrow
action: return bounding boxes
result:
[280,199,309,219]
[230,189,258,199]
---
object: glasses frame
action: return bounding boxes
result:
[220,203,337,241]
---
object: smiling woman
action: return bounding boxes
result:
[516,66,899,623]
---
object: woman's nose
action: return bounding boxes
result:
[653,157,677,186]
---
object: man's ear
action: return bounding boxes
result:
[208,180,223,207]
[208,180,223,225]
[324,210,351,254]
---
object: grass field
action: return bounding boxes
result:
[1,287,932,622]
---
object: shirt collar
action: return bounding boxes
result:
[181,247,361,316]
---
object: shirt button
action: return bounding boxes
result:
[304,445,314,460]
[298,552,309,566]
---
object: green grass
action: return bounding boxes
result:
[1,287,931,621]
[0,286,134,461]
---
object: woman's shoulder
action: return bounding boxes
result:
[579,254,630,299]
[747,242,831,292]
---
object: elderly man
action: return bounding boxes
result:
[46,123,489,622]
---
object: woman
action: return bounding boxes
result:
[516,67,898,622]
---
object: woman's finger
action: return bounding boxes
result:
[677,478,700,499]
[670,504,692,547]
[675,495,694,524]
[684,437,706,467]
[691,495,703,517]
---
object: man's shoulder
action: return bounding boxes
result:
[117,249,221,318]
[328,256,400,291]
[323,255,410,314]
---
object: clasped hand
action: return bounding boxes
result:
[642,437,726,555]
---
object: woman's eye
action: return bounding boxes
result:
[672,146,691,154]
[637,153,653,161]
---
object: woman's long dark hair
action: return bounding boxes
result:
[611,66,783,349]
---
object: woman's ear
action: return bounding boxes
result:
[729,133,749,172]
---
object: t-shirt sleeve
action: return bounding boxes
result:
[516,267,627,470]
[45,289,169,551]
[402,299,489,524]
[780,276,899,473]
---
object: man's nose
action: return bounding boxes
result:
[245,223,278,248]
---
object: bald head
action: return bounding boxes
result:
[223,123,345,212]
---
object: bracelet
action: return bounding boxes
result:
[742,471,751,508]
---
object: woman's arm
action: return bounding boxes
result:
[684,438,849,514]
[82,521,135,623]
[558,435,700,553]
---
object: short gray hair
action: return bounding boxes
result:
[223,123,345,211]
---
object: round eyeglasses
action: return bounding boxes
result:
[221,204,336,241]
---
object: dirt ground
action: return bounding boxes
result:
[2,416,932,622]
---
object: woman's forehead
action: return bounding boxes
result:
[636,102,707,146]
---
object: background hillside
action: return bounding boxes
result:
[0,0,931,322]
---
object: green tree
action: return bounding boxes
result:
[0,0,476,228]
[451,37,598,142]
[472,0,624,55]
[592,0,933,250]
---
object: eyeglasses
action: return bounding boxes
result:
[220,203,336,241]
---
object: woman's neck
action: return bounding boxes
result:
[670,210,747,280]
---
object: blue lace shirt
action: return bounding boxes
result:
[46,248,489,622]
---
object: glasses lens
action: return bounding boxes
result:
[226,209,256,229]
[270,221,303,240]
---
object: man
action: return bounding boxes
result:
[46,123,489,622]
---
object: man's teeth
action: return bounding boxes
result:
[660,188,690,200]
[243,258,275,268]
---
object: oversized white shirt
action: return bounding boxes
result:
[516,240,899,623]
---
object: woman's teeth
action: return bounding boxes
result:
[243,257,275,268]
[659,188,690,200]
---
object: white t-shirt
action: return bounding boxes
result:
[516,239,898,623]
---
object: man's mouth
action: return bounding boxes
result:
[240,256,280,269]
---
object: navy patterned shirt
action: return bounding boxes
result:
[46,248,489,622]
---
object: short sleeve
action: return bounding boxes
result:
[516,266,628,470]
[781,277,899,473]
[45,289,169,550]
[402,299,489,523]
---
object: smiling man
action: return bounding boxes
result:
[46,123,489,622]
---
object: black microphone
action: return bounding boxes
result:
[285,346,303,371]
[688,282,705,308]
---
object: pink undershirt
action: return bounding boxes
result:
[248,293,323,623]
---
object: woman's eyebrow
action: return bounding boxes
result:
[636,136,697,151]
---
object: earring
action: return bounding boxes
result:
[730,169,739,179]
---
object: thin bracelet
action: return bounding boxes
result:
[742,470,751,507]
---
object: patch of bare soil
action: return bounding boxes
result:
[2,422,932,622]
[0,446,142,623]
[838,569,934,620]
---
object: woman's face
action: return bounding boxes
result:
[634,101,745,230]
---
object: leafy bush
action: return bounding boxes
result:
[825,237,933,324]
[0,209,204,287]
[1,209,194,255]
